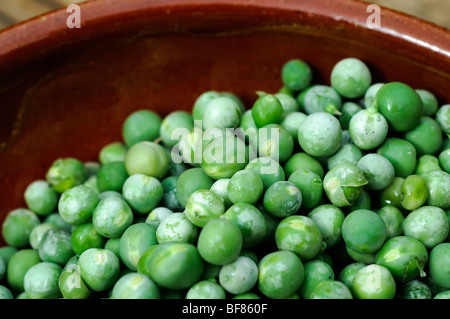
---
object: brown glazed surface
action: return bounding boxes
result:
[0,0,449,244]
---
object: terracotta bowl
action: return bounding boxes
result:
[0,0,449,245]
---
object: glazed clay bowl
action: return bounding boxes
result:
[0,0,449,244]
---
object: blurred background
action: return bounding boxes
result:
[0,0,449,30]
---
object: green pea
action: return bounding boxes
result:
[416,89,439,116]
[280,111,307,142]
[281,59,312,92]
[125,141,169,180]
[323,162,368,207]
[192,91,222,121]
[352,264,396,299]
[258,250,304,299]
[308,204,345,249]
[176,168,214,208]
[331,57,372,99]
[221,203,266,249]
[349,108,388,150]
[298,112,342,157]
[24,262,62,299]
[435,104,450,134]
[185,189,225,227]
[2,208,40,248]
[245,157,285,191]
[400,175,428,210]
[161,176,183,211]
[46,158,87,193]
[160,111,194,147]
[434,291,450,299]
[202,96,241,131]
[78,248,120,292]
[111,272,160,299]
[99,142,127,165]
[404,116,443,155]
[376,206,404,239]
[227,170,263,205]
[363,83,384,108]
[197,219,243,265]
[275,215,324,261]
[186,279,226,299]
[38,228,74,266]
[58,184,99,225]
[0,286,13,299]
[96,161,129,192]
[0,246,18,267]
[58,261,91,299]
[263,181,302,218]
[210,178,232,209]
[357,153,395,191]
[119,223,158,271]
[439,148,450,173]
[375,236,428,283]
[255,124,294,163]
[284,152,324,179]
[338,262,366,296]
[156,212,198,244]
[24,180,58,216]
[400,280,432,299]
[339,102,363,130]
[403,206,449,249]
[149,242,204,290]
[428,243,450,289]
[29,224,57,252]
[288,169,323,211]
[144,206,174,227]
[122,174,163,215]
[377,138,417,178]
[71,222,105,256]
[104,238,121,259]
[327,143,363,170]
[219,256,258,295]
[422,170,450,209]
[92,197,134,238]
[7,249,41,292]
[303,85,342,115]
[342,209,387,254]
[375,82,423,132]
[310,280,353,299]
[122,109,162,147]
[379,177,405,208]
[345,190,372,213]
[299,260,335,299]
[345,245,375,264]
[415,154,442,175]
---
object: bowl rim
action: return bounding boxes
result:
[0,0,449,69]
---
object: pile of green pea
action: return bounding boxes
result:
[1,57,450,300]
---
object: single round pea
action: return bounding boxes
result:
[192,91,222,120]
[156,212,198,244]
[364,83,385,108]
[244,157,285,191]
[24,262,62,299]
[145,207,173,227]
[125,141,169,179]
[160,111,194,147]
[202,96,241,131]
[403,206,449,249]
[298,112,342,157]
[346,245,375,264]
[122,109,162,147]
[376,205,404,239]
[327,143,363,171]
[263,181,302,218]
[71,222,105,256]
[78,248,120,292]
[376,82,423,132]
[111,272,160,299]
[303,85,342,115]
[342,209,387,254]
[436,104,450,134]
[176,168,214,208]
[255,124,294,163]
[378,138,417,178]
[416,89,438,116]
[161,176,183,211]
[400,175,428,210]
[58,185,99,225]
[415,154,442,175]
[434,291,450,299]
[284,152,324,179]
[308,204,345,249]
[251,94,283,128]
[2,208,40,248]
[122,173,163,215]
[299,260,335,299]
[404,116,443,155]
[439,148,450,173]
[96,161,129,193]
[98,142,127,165]
[281,59,312,92]
[338,262,366,296]
[7,249,41,292]
[197,219,243,265]
[92,197,134,238]
[46,158,87,193]
[287,169,324,211]
[24,180,58,216]
[349,109,388,150]
[221,203,266,249]
[400,280,432,299]
[210,178,232,209]
[58,262,91,299]
[310,280,353,299]
[375,236,428,283]
[219,256,258,295]
[323,162,368,207]
[378,177,405,208]
[422,170,450,209]
[119,223,158,271]
[352,264,396,299]
[148,242,204,289]
[357,153,395,191]
[258,250,304,299]
[331,57,372,99]
[280,111,307,142]
[275,215,324,261]
[227,170,263,205]
[186,279,226,299]
[428,243,450,289]
[339,102,363,130]
[0,286,13,299]
[0,246,18,267]
[185,189,225,227]
[39,228,74,266]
